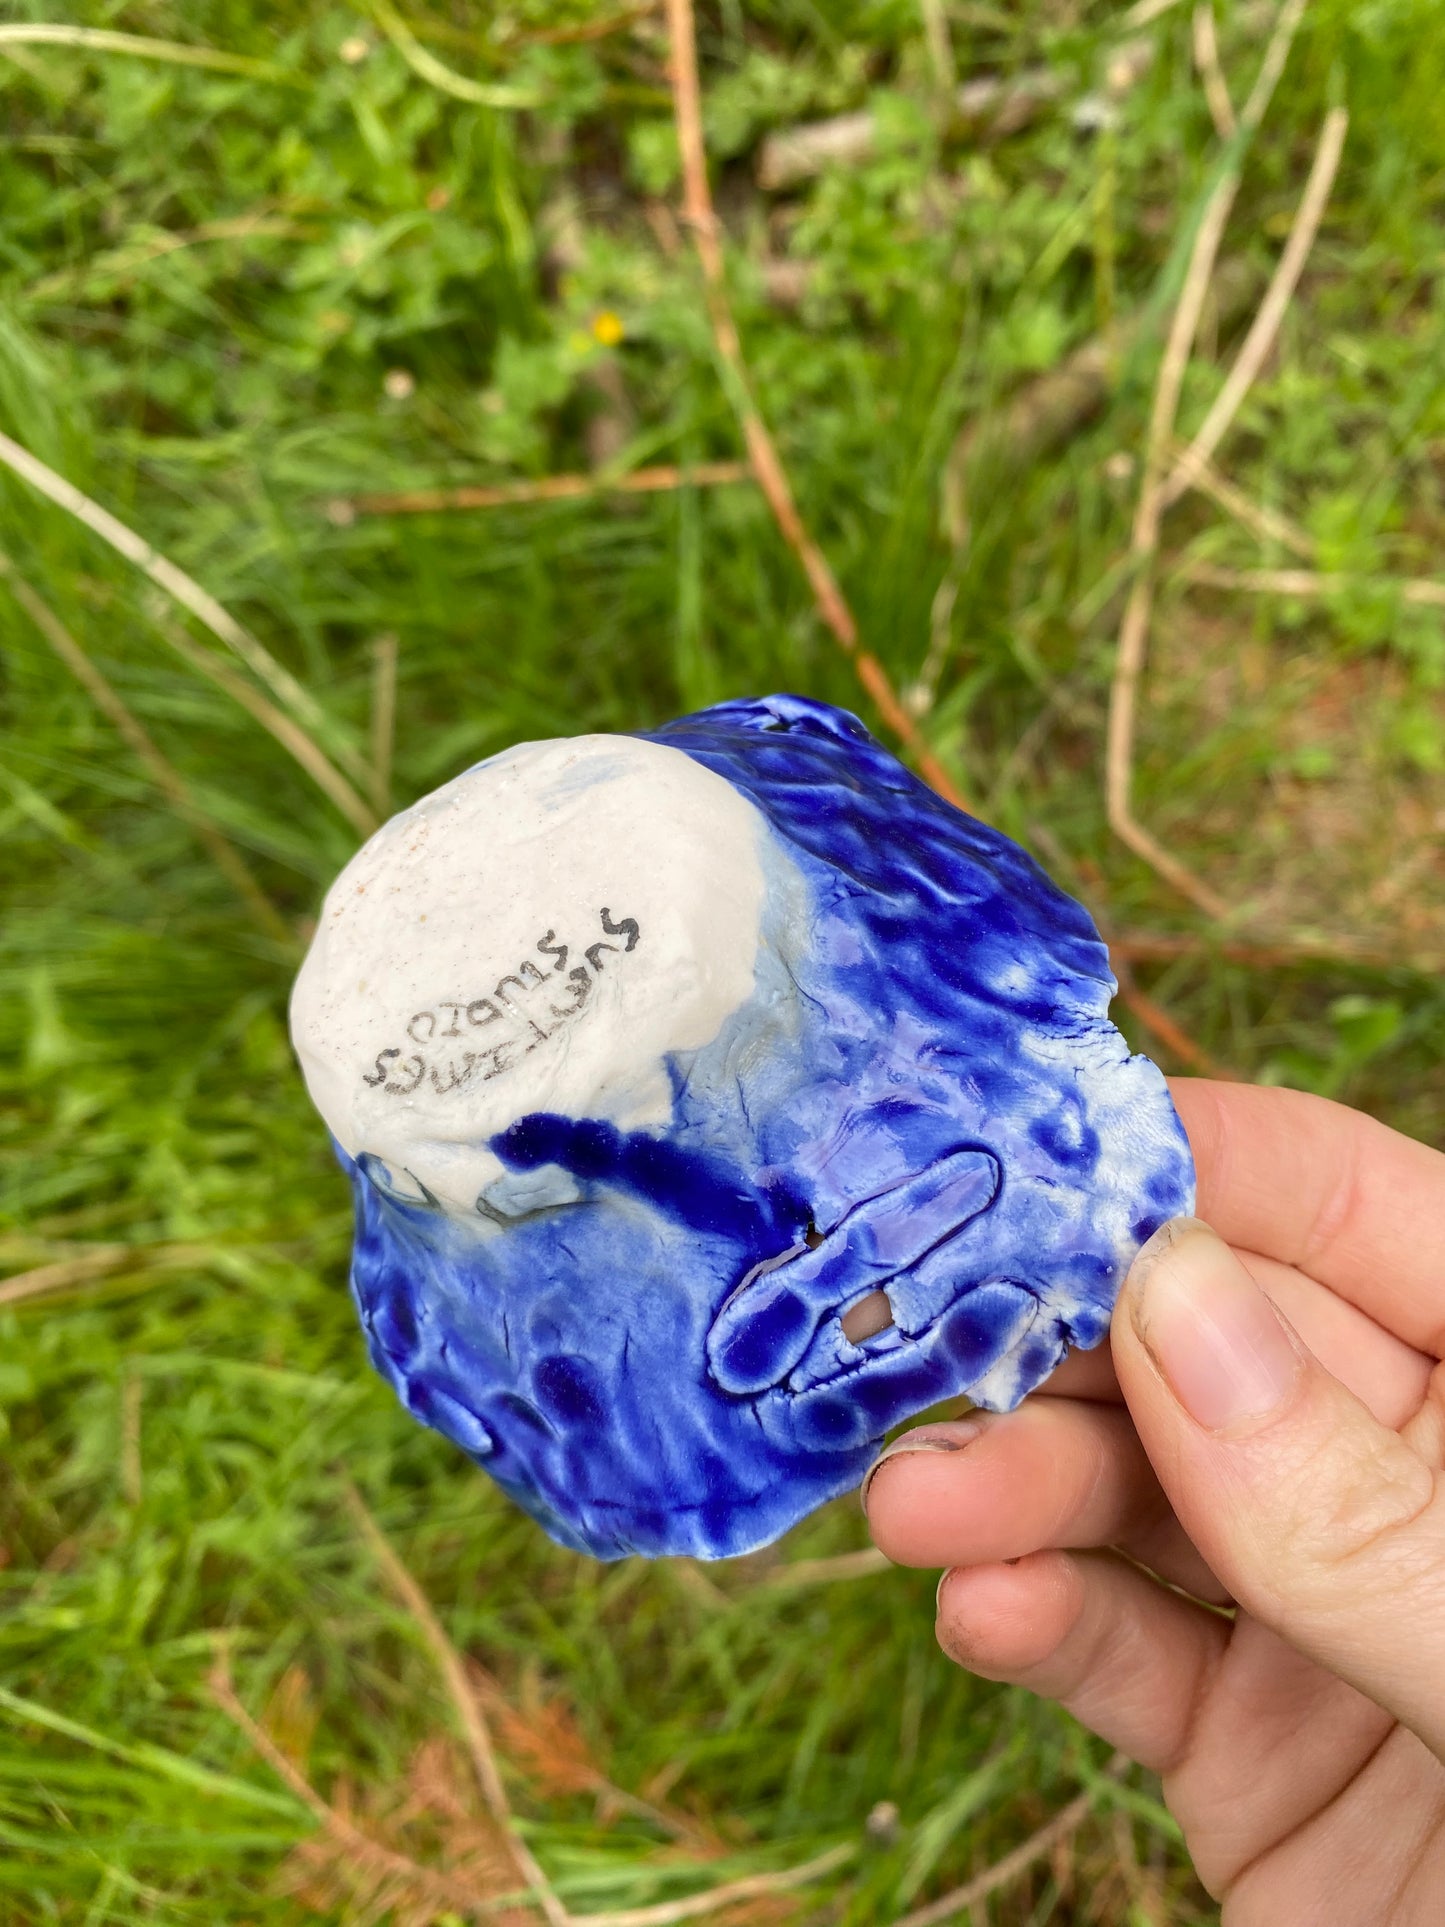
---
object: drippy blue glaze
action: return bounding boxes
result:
[339,695,1195,1559]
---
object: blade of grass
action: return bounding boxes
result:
[151,609,377,836]
[0,427,368,790]
[0,1685,304,1818]
[0,24,307,86]
[0,553,294,948]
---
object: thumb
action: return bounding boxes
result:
[1113,1216,1445,1760]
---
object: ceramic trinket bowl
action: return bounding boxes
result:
[291,695,1194,1558]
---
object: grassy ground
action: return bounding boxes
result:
[1,0,1443,1920]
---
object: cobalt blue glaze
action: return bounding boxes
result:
[338,695,1195,1559]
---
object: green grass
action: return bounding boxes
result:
[1,0,1443,1920]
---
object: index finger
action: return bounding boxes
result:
[1168,1077,1445,1358]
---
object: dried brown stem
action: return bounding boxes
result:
[0,427,366,786]
[339,1480,570,1927]
[1112,928,1441,973]
[1162,104,1349,510]
[1104,0,1306,918]
[153,610,377,835]
[1113,959,1238,1080]
[577,1843,854,1927]
[1179,560,1445,609]
[208,1653,495,1920]
[1171,443,1314,557]
[1192,4,1236,140]
[0,1241,220,1307]
[890,1754,1128,1927]
[369,632,398,818]
[0,556,292,945]
[335,460,751,520]
[755,1548,892,1590]
[663,0,970,814]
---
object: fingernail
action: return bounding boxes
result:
[1128,1217,1301,1431]
[935,1567,955,1614]
[860,1419,986,1517]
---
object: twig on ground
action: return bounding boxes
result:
[1162,105,1349,510]
[151,610,377,835]
[0,427,367,787]
[341,1483,861,1925]
[1192,5,1236,140]
[339,1480,571,1927]
[208,1652,495,1920]
[1112,928,1444,974]
[0,556,292,946]
[757,72,1065,191]
[940,257,1261,566]
[332,460,752,521]
[664,0,969,812]
[1113,957,1239,1079]
[0,1241,218,1309]
[366,0,541,107]
[576,1843,855,1927]
[890,1754,1129,1927]
[1171,444,1314,557]
[1178,561,1445,609]
[1027,822,1235,1075]
[369,633,398,819]
[1103,0,1305,918]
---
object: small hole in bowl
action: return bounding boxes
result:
[804,1220,825,1250]
[841,1289,895,1345]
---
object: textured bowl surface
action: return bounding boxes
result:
[291,695,1194,1559]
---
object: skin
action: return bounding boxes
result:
[863,1079,1445,1924]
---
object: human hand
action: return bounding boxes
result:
[863,1080,1445,1923]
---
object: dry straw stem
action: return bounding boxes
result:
[370,632,399,818]
[1112,927,1444,974]
[663,0,970,814]
[153,610,377,835]
[343,1481,858,1927]
[890,1753,1129,1927]
[1173,443,1314,556]
[1104,0,1306,919]
[340,1479,571,1927]
[1162,104,1349,510]
[27,212,311,304]
[0,22,304,84]
[208,1653,495,1922]
[336,460,752,519]
[1192,4,1236,141]
[367,0,542,108]
[0,555,292,946]
[755,1547,893,1590]
[576,1843,855,1927]
[0,426,369,790]
[0,1240,219,1309]
[1112,956,1237,1079]
[1180,560,1445,608]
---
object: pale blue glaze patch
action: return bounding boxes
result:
[340,696,1194,1559]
